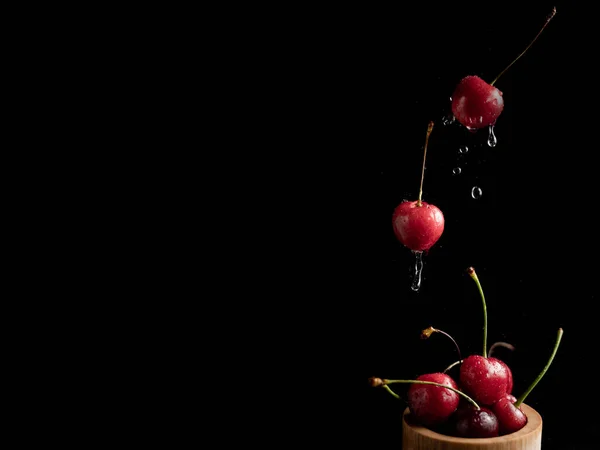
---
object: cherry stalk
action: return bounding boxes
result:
[369,377,478,408]
[421,326,463,365]
[492,328,563,435]
[515,328,563,408]
[489,7,557,87]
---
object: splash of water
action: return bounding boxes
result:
[487,125,497,147]
[411,250,424,292]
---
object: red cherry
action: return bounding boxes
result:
[450,7,556,131]
[454,405,499,438]
[451,76,503,130]
[499,359,513,394]
[459,355,511,406]
[491,396,527,435]
[392,200,444,252]
[407,373,460,427]
[392,121,444,253]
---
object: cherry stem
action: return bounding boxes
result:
[467,267,487,358]
[488,341,515,358]
[421,326,463,364]
[443,360,463,373]
[490,7,557,86]
[382,384,401,400]
[383,379,480,409]
[515,328,563,407]
[417,121,434,207]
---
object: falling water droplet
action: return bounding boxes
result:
[453,167,462,175]
[442,115,455,126]
[411,251,424,292]
[471,186,482,199]
[487,125,497,147]
[459,145,469,154]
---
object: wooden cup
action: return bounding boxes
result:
[402,403,542,449]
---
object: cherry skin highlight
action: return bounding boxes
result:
[451,75,504,130]
[407,372,460,427]
[454,405,500,438]
[392,200,444,252]
[492,396,528,435]
[459,355,512,406]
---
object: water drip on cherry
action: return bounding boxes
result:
[451,7,557,131]
[487,125,497,147]
[411,251,423,292]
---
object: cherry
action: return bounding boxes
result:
[368,374,479,428]
[392,200,444,252]
[492,328,564,435]
[459,267,513,405]
[454,405,499,438]
[392,121,444,253]
[460,355,511,406]
[451,7,557,130]
[406,373,460,426]
[451,75,504,131]
[492,396,527,435]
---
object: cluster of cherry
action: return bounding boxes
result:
[371,7,563,439]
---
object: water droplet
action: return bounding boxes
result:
[453,167,462,175]
[411,251,424,292]
[466,126,477,134]
[442,115,455,126]
[459,146,469,154]
[487,125,497,147]
[471,186,482,199]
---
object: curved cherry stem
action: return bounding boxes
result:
[382,384,401,400]
[417,121,434,207]
[383,379,480,409]
[488,341,515,358]
[490,7,557,86]
[467,267,488,358]
[443,359,463,373]
[515,328,563,407]
[421,326,463,364]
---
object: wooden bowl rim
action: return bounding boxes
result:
[402,403,542,443]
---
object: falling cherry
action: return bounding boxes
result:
[451,7,557,132]
[392,121,445,291]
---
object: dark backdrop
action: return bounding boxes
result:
[280,2,595,449]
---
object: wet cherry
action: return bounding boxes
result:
[392,121,444,252]
[451,7,557,130]
[460,355,511,406]
[454,405,499,438]
[406,373,460,427]
[451,75,504,130]
[492,396,526,435]
[392,200,444,252]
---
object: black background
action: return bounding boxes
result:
[272,1,596,449]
